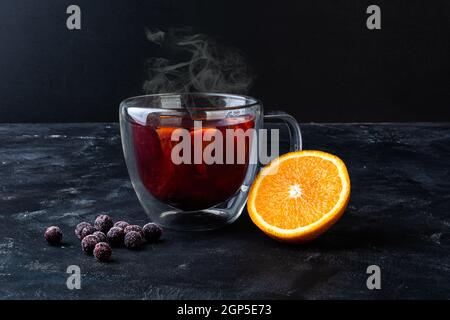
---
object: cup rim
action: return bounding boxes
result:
[120,92,261,111]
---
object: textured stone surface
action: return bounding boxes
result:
[0,123,449,299]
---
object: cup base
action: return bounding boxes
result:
[154,208,243,231]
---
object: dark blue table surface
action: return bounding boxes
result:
[0,123,449,299]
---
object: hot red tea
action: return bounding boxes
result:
[131,116,255,210]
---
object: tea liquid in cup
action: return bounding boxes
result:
[131,115,255,210]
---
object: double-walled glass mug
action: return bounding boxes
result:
[120,93,302,231]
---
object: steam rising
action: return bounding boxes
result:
[143,28,254,94]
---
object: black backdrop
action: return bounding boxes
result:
[0,0,449,123]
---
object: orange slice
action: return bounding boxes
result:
[247,150,350,243]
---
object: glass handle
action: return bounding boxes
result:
[264,111,302,151]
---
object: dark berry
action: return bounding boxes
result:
[81,235,99,254]
[44,226,62,245]
[93,242,112,262]
[80,225,96,239]
[92,231,107,242]
[143,223,163,242]
[124,225,144,238]
[124,231,143,249]
[94,214,114,233]
[107,227,124,246]
[75,222,91,240]
[114,221,130,230]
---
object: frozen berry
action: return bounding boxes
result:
[80,225,96,239]
[93,231,107,242]
[93,242,112,262]
[94,214,114,233]
[124,225,144,238]
[143,223,163,242]
[75,222,91,240]
[81,234,99,254]
[124,231,143,249]
[114,221,130,230]
[44,226,62,245]
[107,227,124,246]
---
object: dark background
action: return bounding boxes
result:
[0,0,449,123]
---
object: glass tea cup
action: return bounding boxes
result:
[120,93,301,231]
